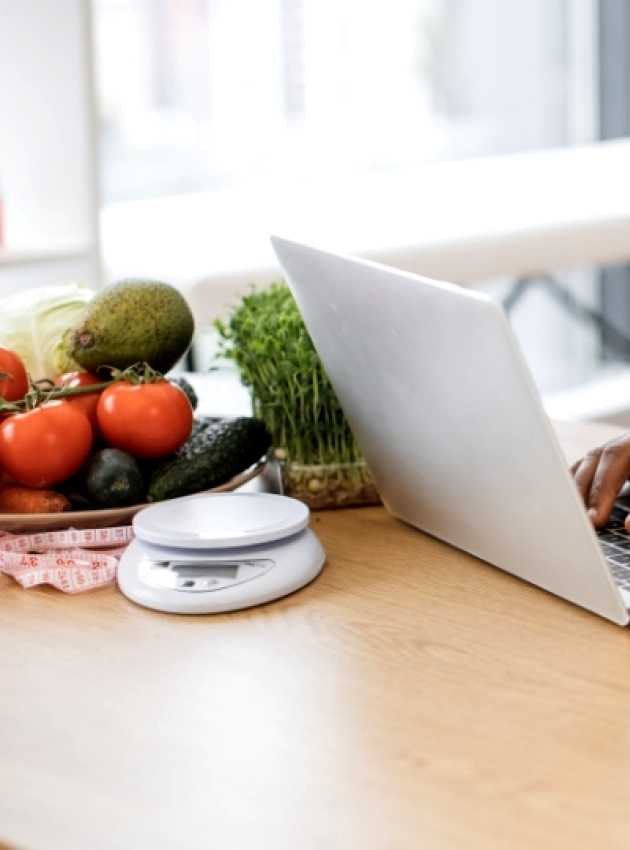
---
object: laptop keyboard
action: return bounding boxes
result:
[597,506,630,591]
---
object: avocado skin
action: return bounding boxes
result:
[147,417,271,501]
[69,279,194,374]
[57,475,95,510]
[84,449,145,508]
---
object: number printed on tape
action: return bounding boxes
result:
[0,527,133,593]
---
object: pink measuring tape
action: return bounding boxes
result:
[0,526,134,593]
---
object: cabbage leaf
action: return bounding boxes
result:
[0,284,94,382]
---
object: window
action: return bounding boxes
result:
[94,0,581,203]
[95,0,625,409]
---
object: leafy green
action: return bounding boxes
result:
[0,284,93,381]
[215,283,363,465]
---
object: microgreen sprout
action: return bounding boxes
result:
[215,283,364,466]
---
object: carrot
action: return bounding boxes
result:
[0,486,71,514]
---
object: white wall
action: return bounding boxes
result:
[0,0,100,289]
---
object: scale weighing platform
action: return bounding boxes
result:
[118,492,326,614]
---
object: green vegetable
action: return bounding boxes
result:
[57,475,94,510]
[0,284,93,381]
[84,448,145,508]
[147,416,270,502]
[215,283,362,465]
[63,279,194,374]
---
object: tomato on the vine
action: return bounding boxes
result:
[54,370,103,431]
[97,380,193,459]
[0,401,93,487]
[0,347,28,402]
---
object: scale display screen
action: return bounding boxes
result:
[140,556,276,594]
[174,563,240,579]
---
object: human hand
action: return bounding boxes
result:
[571,435,630,530]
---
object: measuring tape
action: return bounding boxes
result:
[0,526,134,594]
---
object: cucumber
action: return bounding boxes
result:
[147,417,270,502]
[84,449,145,508]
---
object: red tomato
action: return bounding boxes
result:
[0,347,28,402]
[97,380,193,459]
[0,401,93,487]
[54,371,102,431]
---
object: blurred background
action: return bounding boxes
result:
[1,0,630,420]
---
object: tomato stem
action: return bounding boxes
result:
[109,362,166,385]
[50,381,114,397]
[0,362,166,414]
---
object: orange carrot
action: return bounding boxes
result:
[0,486,71,513]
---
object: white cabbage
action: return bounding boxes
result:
[0,284,94,382]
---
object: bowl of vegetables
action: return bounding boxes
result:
[0,280,270,530]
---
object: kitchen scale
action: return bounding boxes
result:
[117,492,326,614]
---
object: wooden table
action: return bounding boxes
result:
[2,419,630,850]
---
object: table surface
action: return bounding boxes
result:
[2,419,629,850]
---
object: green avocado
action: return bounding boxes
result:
[66,279,194,374]
[84,448,145,508]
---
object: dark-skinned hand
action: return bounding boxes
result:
[571,434,630,532]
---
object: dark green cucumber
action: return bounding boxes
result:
[84,449,145,507]
[147,417,270,502]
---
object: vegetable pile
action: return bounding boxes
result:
[0,280,270,513]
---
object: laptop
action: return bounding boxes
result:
[270,235,630,626]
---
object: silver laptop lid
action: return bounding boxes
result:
[271,236,628,625]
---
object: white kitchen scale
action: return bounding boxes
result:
[117,492,326,614]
